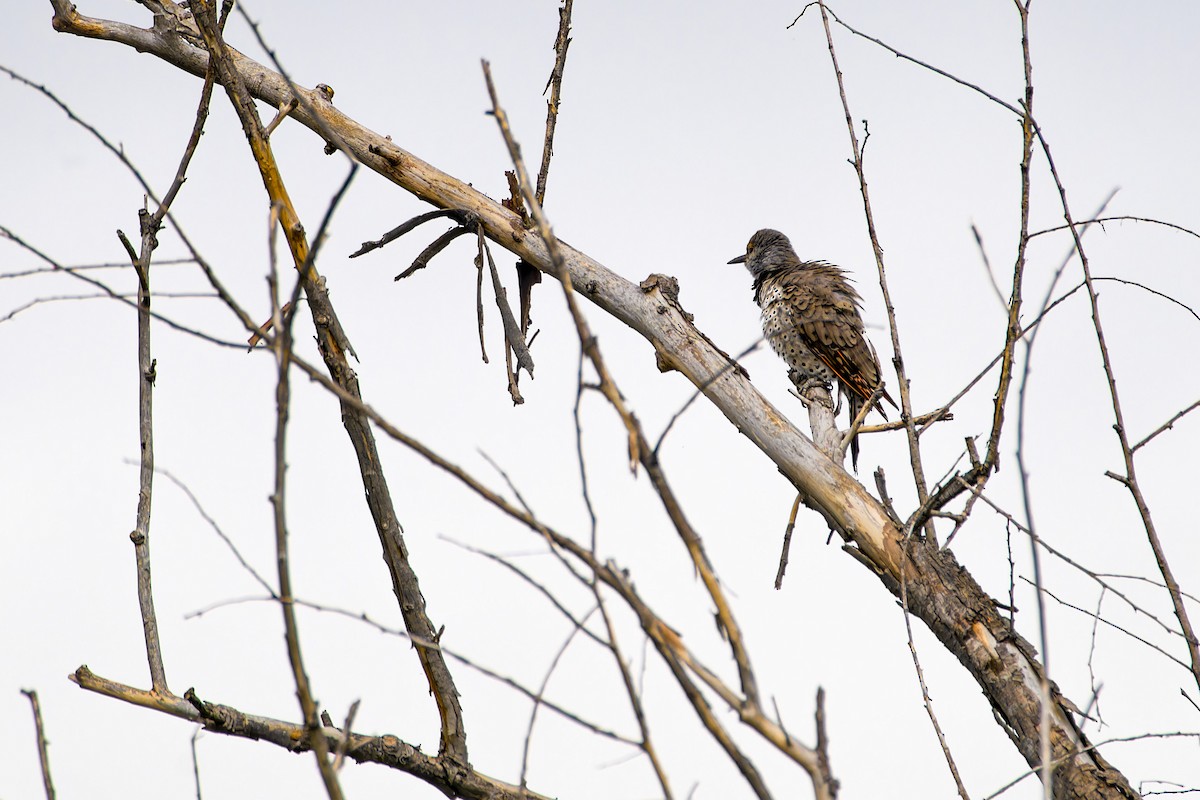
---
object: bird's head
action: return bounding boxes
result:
[727,228,797,276]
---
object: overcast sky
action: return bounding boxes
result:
[3,2,1199,798]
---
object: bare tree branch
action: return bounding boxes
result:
[67,666,552,800]
[20,689,57,800]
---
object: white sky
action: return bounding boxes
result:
[3,1,1199,798]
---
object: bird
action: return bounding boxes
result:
[728,228,895,469]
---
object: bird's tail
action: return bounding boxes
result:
[848,393,865,472]
[847,382,895,471]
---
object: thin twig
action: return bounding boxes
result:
[474,226,490,363]
[0,256,195,279]
[899,540,971,799]
[775,494,803,590]
[971,222,1009,313]
[394,225,474,281]
[190,728,203,800]
[1030,215,1200,241]
[593,586,675,799]
[519,606,598,794]
[331,700,360,771]
[1021,578,1190,672]
[483,233,535,376]
[535,0,574,205]
[21,690,57,800]
[349,209,470,259]
[980,731,1200,800]
[0,291,215,325]
[123,48,219,696]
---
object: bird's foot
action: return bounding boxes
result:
[789,371,835,410]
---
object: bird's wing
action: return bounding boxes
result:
[773,275,893,414]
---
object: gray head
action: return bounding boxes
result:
[727,229,800,277]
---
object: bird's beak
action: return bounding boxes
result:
[727,254,746,265]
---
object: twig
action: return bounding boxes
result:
[0,255,195,279]
[535,0,574,205]
[1094,276,1200,323]
[573,351,600,549]
[519,606,598,793]
[0,291,215,325]
[1030,215,1200,241]
[442,537,607,648]
[0,228,247,352]
[293,590,638,745]
[906,188,1114,533]
[149,464,277,595]
[190,728,203,800]
[813,689,838,798]
[331,700,360,771]
[775,494,803,590]
[971,222,1009,313]
[265,190,344,800]
[981,731,1200,800]
[653,337,759,456]
[349,209,470,259]
[961,479,1194,644]
[899,541,971,799]
[21,690,57,800]
[1021,578,1190,673]
[474,227,489,362]
[395,225,474,280]
[593,586,675,799]
[483,233,535,376]
[263,97,297,137]
[122,41,219,695]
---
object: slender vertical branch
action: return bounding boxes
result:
[268,253,346,800]
[190,728,204,800]
[814,1,934,540]
[123,26,219,699]
[125,212,167,693]
[21,690,57,800]
[535,0,574,205]
[1003,5,1056,796]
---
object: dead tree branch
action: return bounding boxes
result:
[21,689,57,800]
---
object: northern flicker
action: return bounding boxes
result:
[728,228,895,468]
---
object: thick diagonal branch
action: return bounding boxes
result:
[185,0,467,765]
